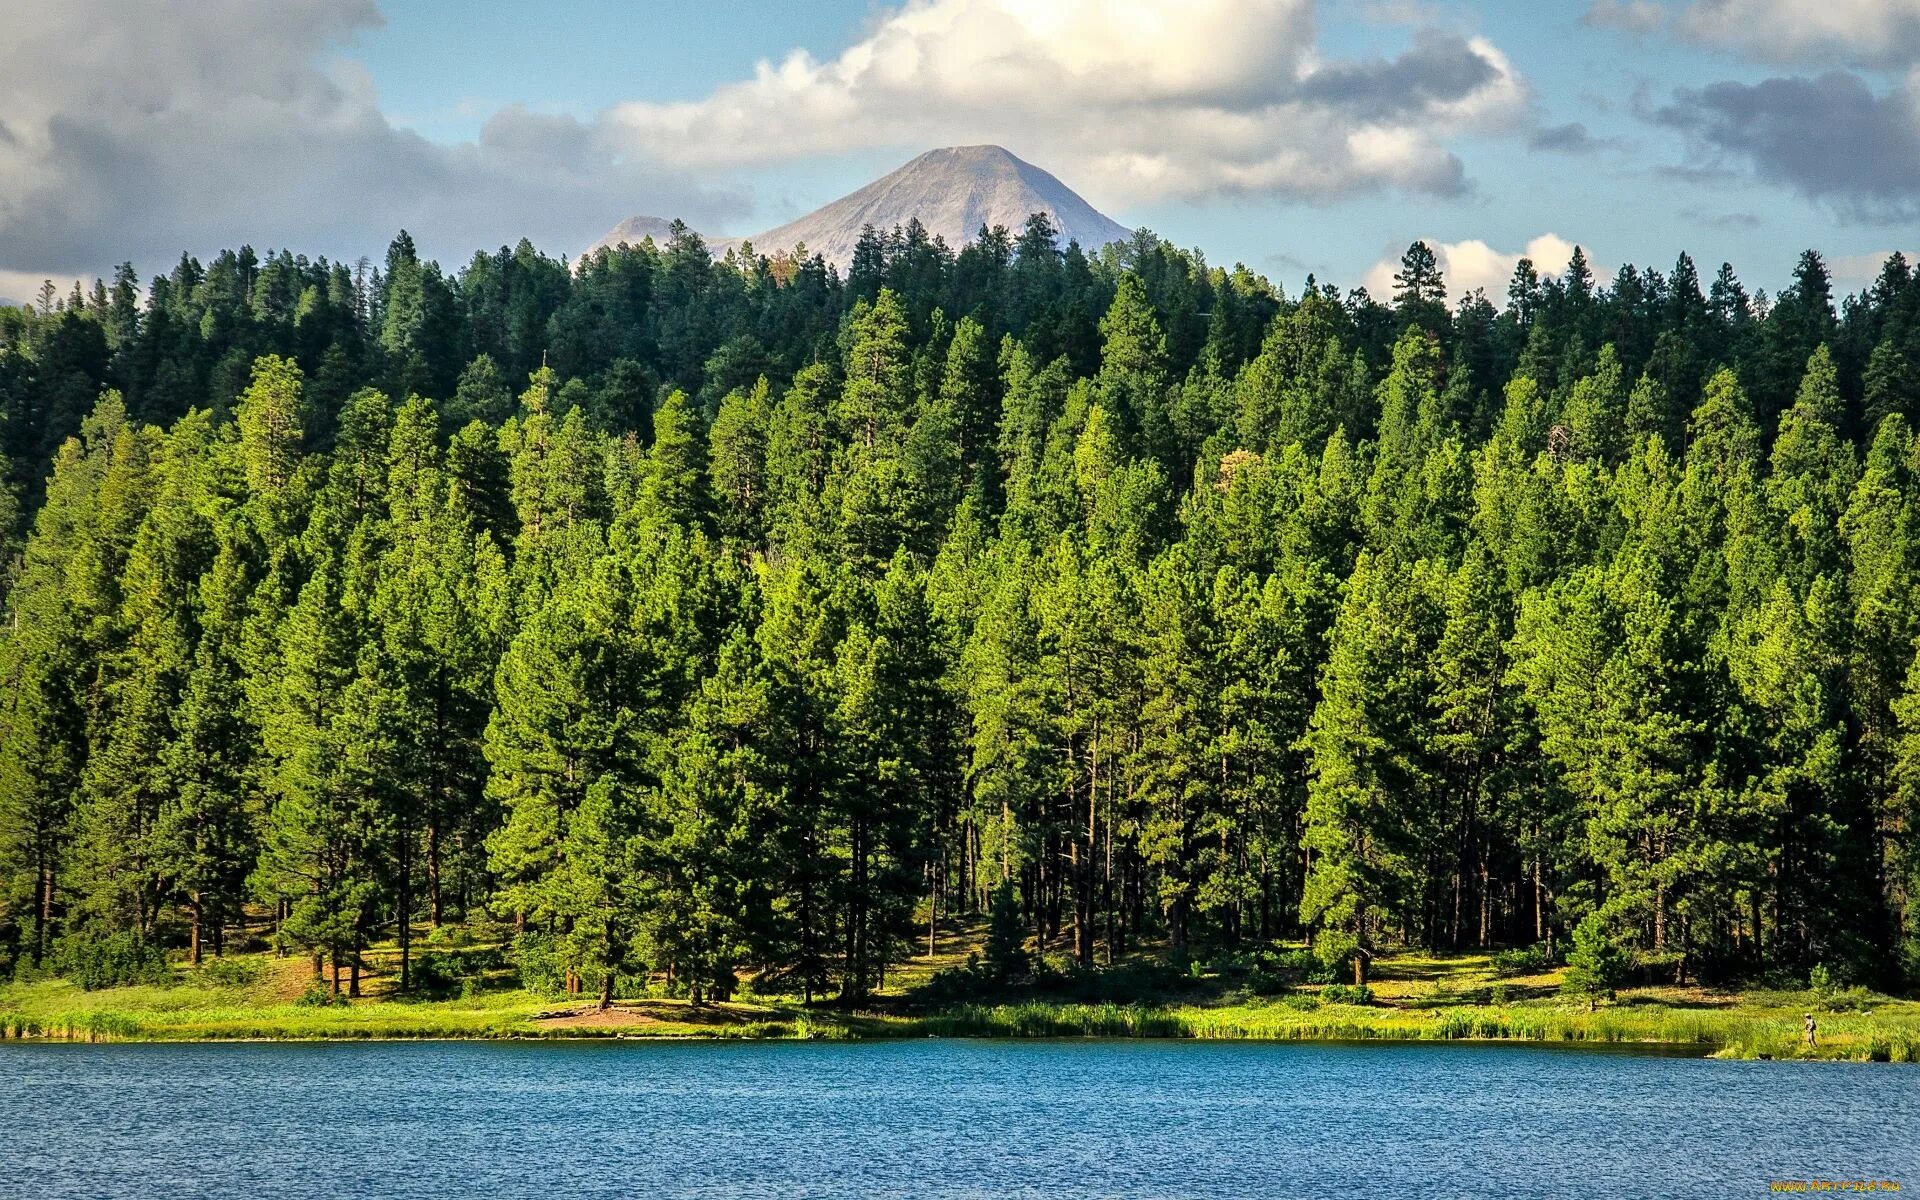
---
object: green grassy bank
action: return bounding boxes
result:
[4,945,1917,1060]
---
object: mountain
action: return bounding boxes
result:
[595,215,691,253]
[589,145,1130,270]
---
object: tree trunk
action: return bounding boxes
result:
[427,823,444,926]
[398,825,413,992]
[1478,846,1491,948]
[1078,735,1097,966]
[35,862,54,967]
[599,970,615,1011]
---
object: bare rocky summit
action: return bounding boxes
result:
[589,145,1130,270]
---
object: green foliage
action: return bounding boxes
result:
[1491,944,1556,976]
[54,930,172,991]
[981,882,1030,981]
[188,956,263,990]
[1563,917,1630,1009]
[3,228,1919,1009]
[293,979,344,1008]
[410,947,508,998]
[508,932,564,996]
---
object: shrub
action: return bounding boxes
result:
[410,946,508,997]
[1491,943,1554,976]
[1246,968,1289,997]
[54,930,172,991]
[1321,983,1374,1006]
[982,881,1030,982]
[1809,962,1837,1007]
[508,932,564,996]
[294,979,341,1007]
[1562,916,1629,1010]
[191,956,264,989]
[423,924,475,949]
[1262,948,1339,985]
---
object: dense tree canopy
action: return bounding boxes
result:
[2,224,1919,1001]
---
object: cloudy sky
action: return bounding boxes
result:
[2,0,1916,303]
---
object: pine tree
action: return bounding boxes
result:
[708,380,771,543]
[235,355,304,496]
[484,559,643,953]
[1300,552,1439,982]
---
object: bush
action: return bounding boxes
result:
[54,930,172,991]
[410,947,505,997]
[1262,948,1339,985]
[1562,916,1629,1010]
[1809,962,1837,1006]
[508,932,564,996]
[1201,952,1256,978]
[1491,943,1554,977]
[1826,986,1875,1014]
[9,956,53,984]
[190,956,264,989]
[1321,983,1374,1006]
[1808,965,1874,1014]
[982,882,1030,982]
[1246,968,1289,997]
[294,979,341,1007]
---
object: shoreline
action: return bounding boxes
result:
[7,947,1914,1062]
[1,997,1911,1061]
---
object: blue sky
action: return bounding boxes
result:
[2,0,1916,300]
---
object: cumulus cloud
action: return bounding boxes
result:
[0,0,740,279]
[605,0,1529,204]
[1529,122,1606,153]
[1586,0,1920,67]
[1582,1,1667,34]
[1363,234,1586,305]
[1654,71,1920,220]
[1830,250,1917,290]
[1677,0,1920,68]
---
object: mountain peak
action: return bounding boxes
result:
[590,147,1129,270]
[913,144,1020,165]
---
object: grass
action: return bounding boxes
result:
[910,998,1920,1061]
[4,935,1918,1061]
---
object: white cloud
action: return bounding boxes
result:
[1582,1,1667,34]
[1613,0,1920,67]
[1830,250,1916,290]
[0,0,740,279]
[606,0,1529,205]
[1363,234,1586,304]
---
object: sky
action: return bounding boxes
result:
[1,0,1917,304]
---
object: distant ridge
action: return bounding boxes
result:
[589,145,1130,270]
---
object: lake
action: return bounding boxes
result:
[5,1039,1916,1198]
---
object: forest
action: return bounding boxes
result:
[1,216,1918,1008]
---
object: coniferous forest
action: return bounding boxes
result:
[4,217,1920,1006]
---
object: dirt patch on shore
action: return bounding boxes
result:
[535,1006,669,1030]
[533,1001,770,1030]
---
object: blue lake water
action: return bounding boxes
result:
[4,1039,1916,1198]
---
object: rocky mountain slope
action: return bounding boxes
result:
[590,145,1130,269]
